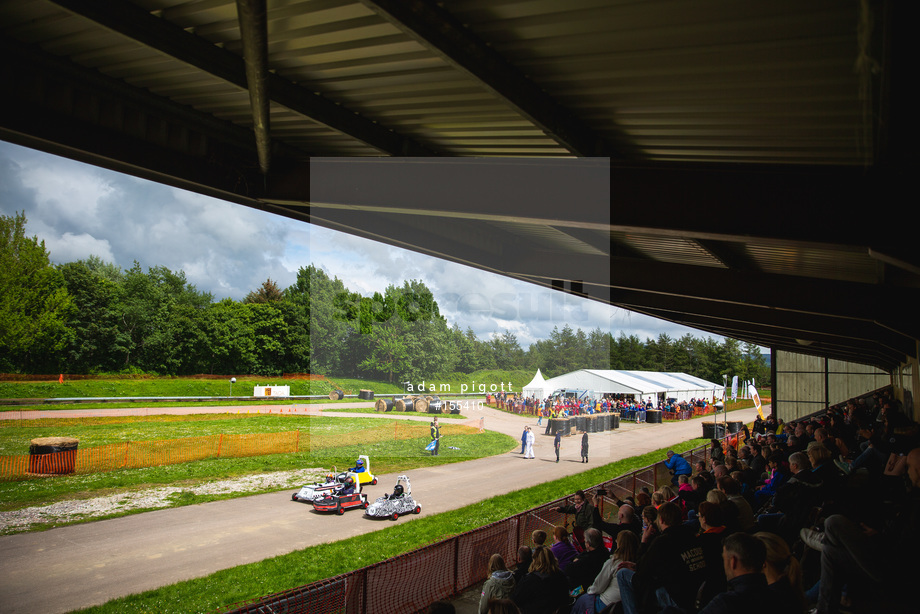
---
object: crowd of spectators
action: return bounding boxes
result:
[488,393,718,422]
[467,389,918,614]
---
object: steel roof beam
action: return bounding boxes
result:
[235,0,271,174]
[49,0,436,156]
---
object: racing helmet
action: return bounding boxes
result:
[392,484,404,497]
[355,458,364,467]
[343,476,355,489]
[326,473,335,483]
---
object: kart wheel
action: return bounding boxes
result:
[391,512,399,521]
[292,493,298,501]
[363,501,369,509]
[371,478,377,485]
[414,506,421,514]
[337,507,345,515]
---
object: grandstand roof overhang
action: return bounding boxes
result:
[1,0,917,371]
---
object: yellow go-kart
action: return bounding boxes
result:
[349,455,378,486]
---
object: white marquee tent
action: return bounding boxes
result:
[521,368,550,399]
[527,369,724,405]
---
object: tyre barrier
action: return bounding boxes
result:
[702,422,727,439]
[646,409,662,424]
[28,437,78,475]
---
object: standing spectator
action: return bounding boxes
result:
[430,417,440,456]
[581,432,589,463]
[554,430,562,463]
[521,428,527,454]
[555,490,596,547]
[524,427,535,459]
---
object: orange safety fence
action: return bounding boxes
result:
[0,431,302,481]
[0,422,455,482]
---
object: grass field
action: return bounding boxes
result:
[0,414,516,516]
[0,370,534,400]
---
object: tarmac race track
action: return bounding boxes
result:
[0,402,760,614]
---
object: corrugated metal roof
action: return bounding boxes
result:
[1,0,914,370]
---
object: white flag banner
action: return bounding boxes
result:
[731,376,738,402]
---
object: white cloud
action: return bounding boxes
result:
[0,140,722,349]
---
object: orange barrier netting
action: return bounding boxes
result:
[0,422,459,481]
[222,441,723,614]
[0,431,303,481]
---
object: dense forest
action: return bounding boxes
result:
[1,212,769,384]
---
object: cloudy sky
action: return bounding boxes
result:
[0,140,716,348]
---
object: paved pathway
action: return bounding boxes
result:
[0,402,760,614]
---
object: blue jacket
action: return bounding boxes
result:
[665,453,692,476]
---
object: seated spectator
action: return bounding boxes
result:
[480,554,516,614]
[591,501,641,540]
[709,439,726,465]
[570,530,639,614]
[618,502,706,614]
[565,527,609,591]
[512,546,533,585]
[753,453,790,509]
[696,501,728,609]
[756,451,821,543]
[754,531,806,614]
[639,505,660,546]
[429,600,456,614]
[803,446,920,614]
[511,547,571,614]
[705,488,738,534]
[717,476,755,532]
[532,530,547,548]
[487,599,521,614]
[550,526,578,571]
[697,533,776,614]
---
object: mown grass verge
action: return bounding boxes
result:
[72,438,706,614]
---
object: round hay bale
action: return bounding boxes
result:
[375,398,388,412]
[359,389,374,400]
[415,398,429,413]
[329,389,344,401]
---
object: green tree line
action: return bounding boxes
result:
[0,212,769,385]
